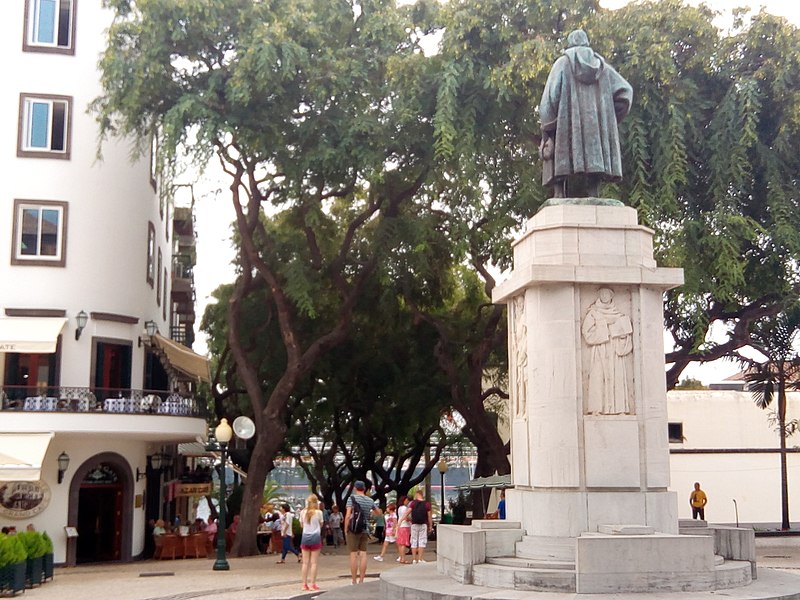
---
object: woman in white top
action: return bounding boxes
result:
[299,494,324,591]
[395,495,412,563]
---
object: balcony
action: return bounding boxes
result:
[1,386,207,418]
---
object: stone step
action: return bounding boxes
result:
[472,562,577,592]
[487,556,574,571]
[715,559,753,589]
[515,535,576,562]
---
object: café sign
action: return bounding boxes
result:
[175,483,211,497]
[0,480,51,519]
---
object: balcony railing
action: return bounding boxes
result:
[0,386,206,418]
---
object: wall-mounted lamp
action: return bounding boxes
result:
[136,452,165,481]
[138,320,159,347]
[57,451,70,484]
[74,311,88,341]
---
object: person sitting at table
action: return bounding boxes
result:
[206,516,218,543]
[153,519,166,536]
[229,514,240,535]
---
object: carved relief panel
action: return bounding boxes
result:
[580,286,634,415]
[510,294,528,417]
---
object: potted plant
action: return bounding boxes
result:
[0,533,28,596]
[19,531,46,587]
[42,532,54,581]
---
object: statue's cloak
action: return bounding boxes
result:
[539,46,633,186]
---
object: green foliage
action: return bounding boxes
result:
[674,378,707,390]
[0,534,27,567]
[17,532,47,559]
[41,532,53,554]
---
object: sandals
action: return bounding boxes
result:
[276,560,285,564]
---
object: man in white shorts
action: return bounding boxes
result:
[407,491,432,563]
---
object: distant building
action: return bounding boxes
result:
[0,1,208,565]
[668,389,800,526]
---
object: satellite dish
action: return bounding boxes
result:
[232,416,256,440]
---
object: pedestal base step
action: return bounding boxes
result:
[379,563,795,600]
[473,562,576,592]
[488,556,574,571]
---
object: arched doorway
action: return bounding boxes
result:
[67,452,133,565]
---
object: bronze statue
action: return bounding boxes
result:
[539,30,633,198]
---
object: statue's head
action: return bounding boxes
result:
[567,29,590,48]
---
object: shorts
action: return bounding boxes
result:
[385,534,397,543]
[410,524,428,548]
[301,531,322,551]
[346,531,369,552]
[396,526,410,547]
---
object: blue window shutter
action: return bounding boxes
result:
[35,0,57,44]
[29,102,51,149]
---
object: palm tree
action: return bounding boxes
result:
[742,310,800,530]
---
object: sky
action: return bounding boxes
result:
[190,0,799,384]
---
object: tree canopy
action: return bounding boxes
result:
[94,0,800,553]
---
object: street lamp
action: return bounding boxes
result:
[212,418,233,571]
[437,459,448,520]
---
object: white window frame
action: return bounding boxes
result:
[11,199,68,267]
[18,94,72,159]
[24,0,77,54]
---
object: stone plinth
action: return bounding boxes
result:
[493,203,682,540]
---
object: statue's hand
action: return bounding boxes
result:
[540,136,554,160]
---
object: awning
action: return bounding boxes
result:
[0,433,54,481]
[0,317,67,353]
[456,474,512,491]
[152,334,210,383]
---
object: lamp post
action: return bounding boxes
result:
[212,418,233,571]
[437,459,448,520]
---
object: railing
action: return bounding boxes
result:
[0,386,206,418]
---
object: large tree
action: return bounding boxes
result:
[431,0,800,390]
[95,0,439,555]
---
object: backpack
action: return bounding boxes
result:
[349,498,367,533]
[411,500,428,525]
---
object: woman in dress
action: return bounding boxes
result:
[395,496,411,563]
[299,494,324,591]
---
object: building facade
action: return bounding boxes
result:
[668,390,800,527]
[0,0,208,564]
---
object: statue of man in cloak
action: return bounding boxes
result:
[539,29,633,199]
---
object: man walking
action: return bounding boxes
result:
[407,491,432,564]
[689,482,708,520]
[345,480,374,584]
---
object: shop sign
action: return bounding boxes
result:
[0,480,51,519]
[175,482,212,497]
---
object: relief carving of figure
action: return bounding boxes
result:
[511,295,528,416]
[581,288,634,414]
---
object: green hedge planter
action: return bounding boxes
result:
[26,555,43,587]
[1,562,26,596]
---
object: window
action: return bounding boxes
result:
[11,199,68,267]
[162,267,168,321]
[24,0,77,54]
[146,222,155,287]
[668,422,684,443]
[18,94,71,159]
[150,133,159,194]
[156,249,162,306]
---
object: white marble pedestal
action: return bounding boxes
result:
[433,202,755,594]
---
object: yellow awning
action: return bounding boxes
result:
[0,433,54,481]
[152,334,210,383]
[0,317,67,353]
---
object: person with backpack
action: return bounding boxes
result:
[405,491,432,563]
[345,480,374,584]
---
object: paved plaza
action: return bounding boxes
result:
[13,537,800,600]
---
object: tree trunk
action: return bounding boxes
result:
[779,386,790,530]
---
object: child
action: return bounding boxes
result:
[373,502,397,561]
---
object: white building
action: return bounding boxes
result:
[0,0,208,564]
[668,389,800,527]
